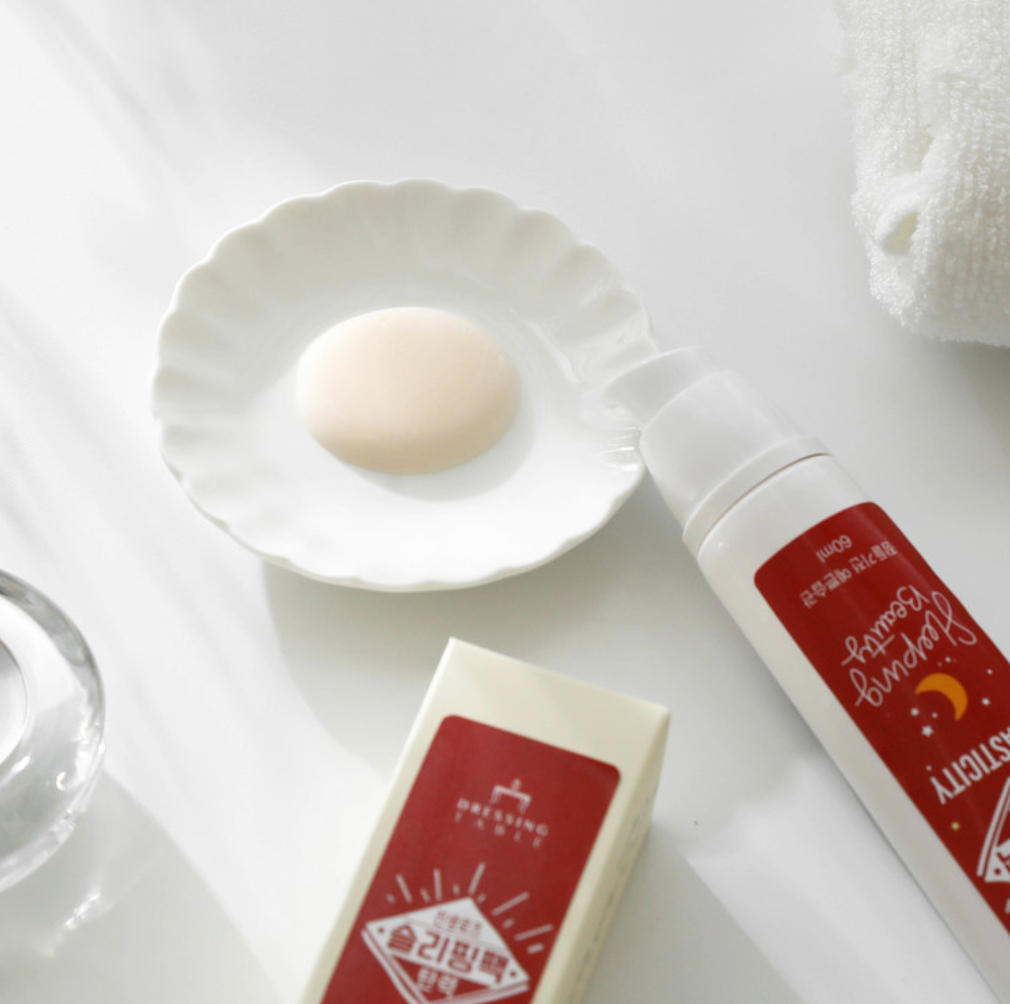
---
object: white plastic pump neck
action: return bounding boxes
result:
[608,348,826,556]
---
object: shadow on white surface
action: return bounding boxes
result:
[259,485,697,774]
[0,773,279,1004]
[588,825,804,1004]
[266,538,584,705]
[957,345,1010,466]
[260,478,814,826]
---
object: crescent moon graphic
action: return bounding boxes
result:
[915,672,969,720]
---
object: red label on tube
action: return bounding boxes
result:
[756,502,1010,931]
[321,715,620,1004]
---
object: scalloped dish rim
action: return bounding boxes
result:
[152,179,657,591]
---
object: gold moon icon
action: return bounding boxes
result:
[915,672,969,720]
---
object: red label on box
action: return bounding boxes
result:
[321,715,620,1004]
[756,502,1010,930]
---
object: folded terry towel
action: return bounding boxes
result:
[837,0,1010,346]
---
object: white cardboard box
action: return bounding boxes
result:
[301,638,670,1004]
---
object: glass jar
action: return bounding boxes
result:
[0,571,105,892]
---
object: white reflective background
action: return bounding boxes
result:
[2,1,1010,1001]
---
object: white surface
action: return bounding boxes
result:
[153,180,652,590]
[1,2,1009,1003]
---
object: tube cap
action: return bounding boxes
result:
[608,348,826,555]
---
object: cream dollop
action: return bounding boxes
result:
[295,306,521,475]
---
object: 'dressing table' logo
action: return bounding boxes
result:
[453,778,550,848]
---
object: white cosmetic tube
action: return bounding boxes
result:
[610,347,1010,1003]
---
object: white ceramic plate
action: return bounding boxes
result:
[152,180,656,590]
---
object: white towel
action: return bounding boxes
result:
[837,0,1010,346]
